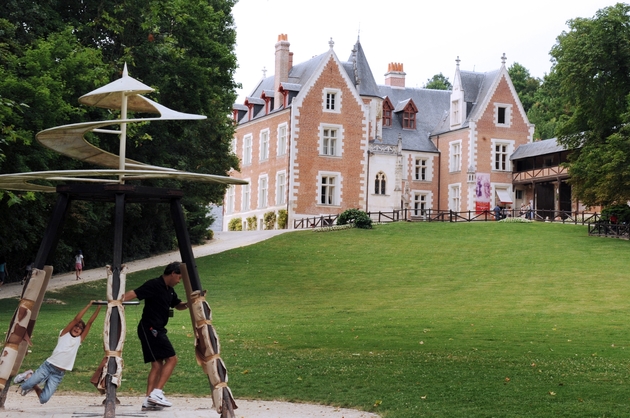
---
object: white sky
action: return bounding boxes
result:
[232,0,618,103]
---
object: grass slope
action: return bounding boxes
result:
[6,222,630,417]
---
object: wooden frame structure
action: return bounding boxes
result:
[0,66,242,417]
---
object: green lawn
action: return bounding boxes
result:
[6,222,630,417]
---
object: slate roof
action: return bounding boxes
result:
[235,38,498,154]
[344,40,381,98]
[378,86,450,153]
[238,40,381,123]
[510,138,567,160]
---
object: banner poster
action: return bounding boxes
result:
[475,173,491,214]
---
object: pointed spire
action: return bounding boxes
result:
[123,62,128,77]
[456,56,461,68]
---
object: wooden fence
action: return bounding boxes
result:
[293,209,602,229]
[588,222,630,239]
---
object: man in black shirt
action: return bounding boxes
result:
[123,262,188,410]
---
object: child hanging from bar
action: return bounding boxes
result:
[13,300,101,403]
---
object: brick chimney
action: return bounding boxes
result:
[274,34,291,110]
[384,62,406,88]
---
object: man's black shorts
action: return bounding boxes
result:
[137,322,176,363]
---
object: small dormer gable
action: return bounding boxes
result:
[244,96,265,119]
[232,104,248,123]
[278,82,301,108]
[260,90,275,114]
[394,98,418,130]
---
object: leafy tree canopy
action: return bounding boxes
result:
[0,1,239,276]
[548,3,630,206]
[507,62,540,114]
[423,73,452,90]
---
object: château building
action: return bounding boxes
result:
[224,34,559,230]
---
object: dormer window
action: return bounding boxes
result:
[394,99,418,130]
[403,109,416,129]
[383,97,394,127]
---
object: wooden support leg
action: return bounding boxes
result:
[173,201,236,417]
[0,193,70,408]
[170,198,202,291]
[104,193,125,418]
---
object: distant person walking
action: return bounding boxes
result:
[0,257,8,287]
[123,261,188,410]
[13,301,101,404]
[74,250,84,280]
[493,204,503,221]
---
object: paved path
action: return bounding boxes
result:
[0,230,379,417]
[0,230,291,300]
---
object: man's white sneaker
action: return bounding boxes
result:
[142,398,163,411]
[13,370,33,384]
[148,389,172,407]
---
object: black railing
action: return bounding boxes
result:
[588,222,630,239]
[292,209,602,229]
[293,214,338,229]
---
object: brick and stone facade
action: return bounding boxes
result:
[224,36,534,230]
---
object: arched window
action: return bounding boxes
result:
[375,172,386,195]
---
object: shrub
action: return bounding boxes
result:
[313,224,354,232]
[228,218,242,231]
[246,216,258,231]
[277,209,288,229]
[601,204,630,223]
[264,211,277,230]
[337,208,373,229]
[498,217,532,223]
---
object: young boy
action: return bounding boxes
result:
[13,301,101,404]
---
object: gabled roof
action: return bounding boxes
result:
[510,138,569,160]
[378,86,450,153]
[465,69,501,122]
[393,98,418,113]
[432,68,502,134]
[236,40,381,124]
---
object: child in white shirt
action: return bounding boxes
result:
[14,301,101,404]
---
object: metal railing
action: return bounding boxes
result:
[588,222,630,239]
[292,209,602,229]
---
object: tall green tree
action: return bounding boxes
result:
[549,3,630,206]
[526,70,571,140]
[423,73,452,90]
[0,1,239,277]
[507,62,540,114]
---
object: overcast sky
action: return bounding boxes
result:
[232,0,619,103]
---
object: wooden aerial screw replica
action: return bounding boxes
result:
[0,65,246,417]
